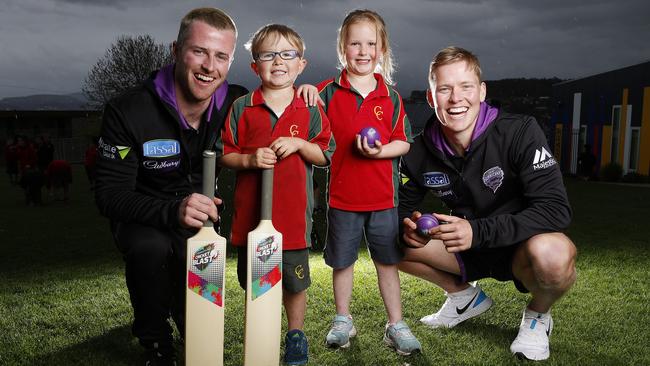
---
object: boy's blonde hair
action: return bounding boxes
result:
[245,24,306,60]
[176,8,237,49]
[428,46,482,86]
[337,9,395,85]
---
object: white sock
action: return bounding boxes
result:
[448,284,478,297]
[525,307,550,319]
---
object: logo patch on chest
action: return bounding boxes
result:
[143,139,180,158]
[423,172,450,188]
[482,166,504,193]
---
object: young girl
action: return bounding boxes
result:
[317,9,421,355]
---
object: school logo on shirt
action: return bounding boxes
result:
[483,166,504,193]
[423,172,450,188]
[143,139,180,158]
[373,105,384,120]
[532,147,557,170]
[290,124,299,137]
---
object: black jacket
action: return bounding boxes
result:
[95,74,246,229]
[399,111,572,249]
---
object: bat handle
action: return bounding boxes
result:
[260,168,273,220]
[202,150,217,228]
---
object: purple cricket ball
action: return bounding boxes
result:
[416,214,439,237]
[359,126,380,147]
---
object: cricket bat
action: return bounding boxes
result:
[244,168,283,366]
[185,150,226,366]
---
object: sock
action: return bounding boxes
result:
[448,284,478,297]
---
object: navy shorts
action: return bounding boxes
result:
[324,207,403,269]
[456,245,528,293]
[237,247,311,294]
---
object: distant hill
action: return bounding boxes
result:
[0,92,92,111]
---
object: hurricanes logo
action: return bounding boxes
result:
[373,106,384,120]
[294,265,305,279]
[289,124,299,137]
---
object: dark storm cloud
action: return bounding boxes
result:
[1,0,648,99]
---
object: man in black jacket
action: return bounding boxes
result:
[398,46,576,361]
[95,8,246,365]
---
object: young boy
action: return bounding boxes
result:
[216,24,334,365]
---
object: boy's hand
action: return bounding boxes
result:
[296,84,325,107]
[270,136,304,160]
[355,134,383,158]
[248,147,277,169]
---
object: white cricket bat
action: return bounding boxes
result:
[244,168,283,366]
[185,150,227,366]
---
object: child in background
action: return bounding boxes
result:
[317,9,421,355]
[216,24,334,365]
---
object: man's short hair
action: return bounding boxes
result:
[176,8,237,49]
[429,46,482,85]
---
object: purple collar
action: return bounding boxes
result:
[427,102,499,156]
[152,64,229,129]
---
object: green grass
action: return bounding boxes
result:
[1,167,649,365]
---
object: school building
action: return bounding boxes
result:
[551,61,650,176]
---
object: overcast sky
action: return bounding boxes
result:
[1,0,648,99]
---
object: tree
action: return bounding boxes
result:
[83,35,173,109]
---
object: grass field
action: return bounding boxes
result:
[1,166,649,365]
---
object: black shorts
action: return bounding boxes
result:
[456,245,528,293]
[237,247,311,293]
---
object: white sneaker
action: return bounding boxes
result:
[510,308,554,361]
[420,284,493,328]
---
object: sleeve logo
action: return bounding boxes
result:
[98,137,130,160]
[532,147,557,170]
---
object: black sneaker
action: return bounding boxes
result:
[284,329,308,365]
[144,342,177,366]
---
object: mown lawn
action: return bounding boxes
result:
[1,167,649,365]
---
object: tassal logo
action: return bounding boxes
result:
[143,140,180,158]
[423,172,450,188]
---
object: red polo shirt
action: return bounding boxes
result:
[318,70,412,211]
[217,88,334,250]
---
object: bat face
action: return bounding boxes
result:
[185,150,225,366]
[188,241,225,306]
[249,232,281,300]
[244,168,282,366]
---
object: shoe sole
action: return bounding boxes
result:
[513,351,550,361]
[382,335,421,356]
[325,326,357,349]
[421,295,493,329]
[511,316,553,361]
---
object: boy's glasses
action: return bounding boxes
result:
[255,50,301,62]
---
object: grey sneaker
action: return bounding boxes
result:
[325,314,357,348]
[383,320,422,356]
